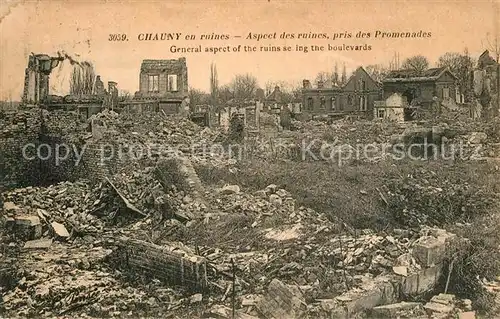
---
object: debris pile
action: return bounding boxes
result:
[2,106,499,318]
[384,167,495,228]
[0,243,188,318]
[90,110,221,146]
[290,119,406,145]
[423,293,476,319]
[2,181,106,237]
[88,110,235,168]
[164,184,459,313]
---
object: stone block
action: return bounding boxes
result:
[331,277,397,317]
[255,279,306,319]
[424,301,454,315]
[401,272,419,295]
[23,238,53,249]
[430,293,455,305]
[3,201,21,212]
[418,263,443,292]
[412,236,447,267]
[220,184,240,195]
[10,215,42,240]
[458,311,476,319]
[51,221,70,239]
[401,263,443,296]
[15,215,40,227]
[371,301,423,318]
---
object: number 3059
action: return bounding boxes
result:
[109,34,128,41]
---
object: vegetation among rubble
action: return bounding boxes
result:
[384,165,499,228]
[196,159,499,229]
[440,217,500,313]
[196,148,500,315]
[155,159,192,193]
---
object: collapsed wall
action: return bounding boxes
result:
[0,108,149,189]
[0,108,88,188]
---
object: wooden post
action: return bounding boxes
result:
[231,258,236,319]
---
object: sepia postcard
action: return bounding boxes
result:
[1,0,500,318]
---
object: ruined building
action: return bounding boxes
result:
[134,57,189,114]
[22,54,64,105]
[302,67,381,119]
[472,50,500,118]
[94,76,105,96]
[21,53,118,121]
[382,67,458,110]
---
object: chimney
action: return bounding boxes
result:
[317,80,324,89]
[303,79,311,89]
[108,81,117,92]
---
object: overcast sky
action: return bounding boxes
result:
[0,0,499,100]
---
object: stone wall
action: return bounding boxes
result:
[317,228,459,318]
[0,108,97,188]
[110,236,207,292]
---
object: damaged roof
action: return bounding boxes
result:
[266,86,282,102]
[383,67,457,83]
[478,50,498,67]
[140,58,186,72]
[343,66,380,89]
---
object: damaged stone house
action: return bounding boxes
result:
[265,85,284,113]
[133,58,189,114]
[265,85,302,116]
[379,67,458,120]
[373,93,408,122]
[301,67,382,119]
[301,79,341,114]
[478,50,499,75]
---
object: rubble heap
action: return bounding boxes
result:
[2,181,106,237]
[0,242,188,318]
[90,110,220,146]
[290,119,406,145]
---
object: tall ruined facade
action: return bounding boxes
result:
[22,54,63,105]
[136,58,188,99]
[135,58,189,114]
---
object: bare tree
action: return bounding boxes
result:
[210,63,218,105]
[341,63,347,85]
[483,31,500,115]
[188,87,210,110]
[365,64,390,82]
[229,73,259,100]
[437,49,475,101]
[333,63,339,85]
[70,62,95,95]
[265,80,291,95]
[401,55,430,74]
[389,52,401,70]
[314,72,334,85]
[218,84,233,104]
[286,82,303,104]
